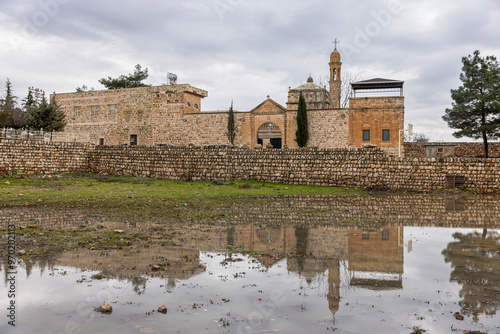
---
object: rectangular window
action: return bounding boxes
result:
[126,112,130,121]
[382,129,390,141]
[138,112,143,121]
[91,105,98,116]
[74,106,80,117]
[109,104,116,115]
[363,130,370,141]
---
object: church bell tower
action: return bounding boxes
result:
[329,46,342,109]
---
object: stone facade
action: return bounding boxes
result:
[1,139,499,193]
[349,97,405,156]
[52,48,404,155]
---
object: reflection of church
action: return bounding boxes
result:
[55,47,405,155]
[227,224,405,317]
[3,214,405,319]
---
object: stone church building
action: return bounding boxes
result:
[54,48,405,155]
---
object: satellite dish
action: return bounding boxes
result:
[167,73,178,85]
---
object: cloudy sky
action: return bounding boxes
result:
[1,0,500,141]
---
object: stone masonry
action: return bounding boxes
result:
[404,142,500,158]
[1,139,499,193]
[52,48,404,155]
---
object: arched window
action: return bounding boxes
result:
[186,102,191,107]
[194,103,199,109]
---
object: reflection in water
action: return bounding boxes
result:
[348,227,404,289]
[442,229,500,321]
[1,193,499,333]
[295,227,309,274]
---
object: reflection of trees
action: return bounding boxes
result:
[130,276,147,295]
[442,229,500,321]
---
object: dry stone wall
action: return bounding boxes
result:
[0,140,499,193]
[404,142,500,158]
[89,145,500,193]
[0,139,91,174]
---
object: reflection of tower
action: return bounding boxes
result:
[227,226,235,247]
[295,227,309,273]
[328,260,341,316]
[329,48,342,108]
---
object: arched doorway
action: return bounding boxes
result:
[257,122,282,148]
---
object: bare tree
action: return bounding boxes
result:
[404,132,430,143]
[317,71,360,109]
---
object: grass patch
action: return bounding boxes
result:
[0,174,363,220]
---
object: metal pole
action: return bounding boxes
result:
[399,129,404,158]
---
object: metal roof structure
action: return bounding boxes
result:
[351,78,404,96]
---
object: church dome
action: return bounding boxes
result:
[330,49,341,63]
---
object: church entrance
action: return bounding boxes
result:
[257,122,282,148]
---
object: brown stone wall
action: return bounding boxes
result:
[349,97,404,156]
[308,109,349,148]
[404,142,500,158]
[54,85,208,146]
[89,146,500,193]
[0,139,91,174]
[3,141,498,193]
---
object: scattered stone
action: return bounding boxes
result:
[4,181,10,185]
[18,249,26,256]
[18,193,24,197]
[157,305,167,314]
[91,273,107,280]
[265,143,274,149]
[95,304,113,314]
[151,265,162,271]
[212,180,223,185]
[363,144,378,148]
[114,229,124,233]
[254,144,263,149]
[453,312,464,320]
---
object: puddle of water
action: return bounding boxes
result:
[2,225,499,334]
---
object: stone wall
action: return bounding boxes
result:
[89,145,500,193]
[349,97,404,156]
[404,142,500,158]
[0,139,91,174]
[1,140,498,193]
[307,109,349,148]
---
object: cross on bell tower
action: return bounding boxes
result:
[332,38,340,50]
[329,39,342,109]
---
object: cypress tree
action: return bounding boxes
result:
[226,100,237,145]
[295,92,309,147]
